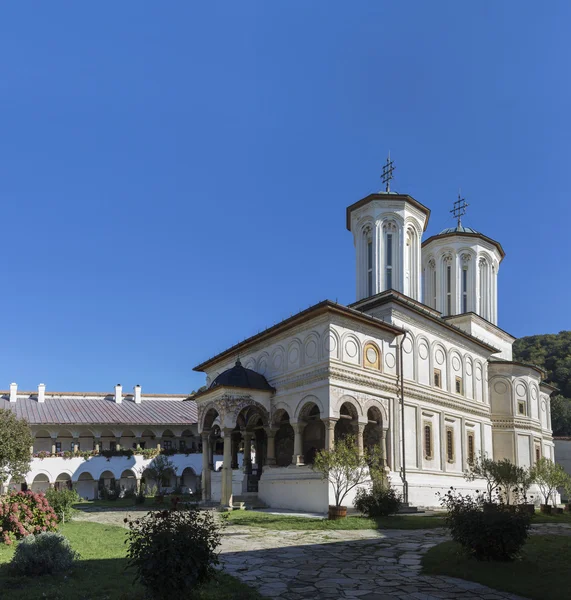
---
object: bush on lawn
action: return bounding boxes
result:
[11,531,79,576]
[125,499,221,599]
[354,483,402,517]
[439,487,531,561]
[0,490,58,545]
[44,487,80,522]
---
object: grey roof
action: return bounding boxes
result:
[210,359,274,392]
[0,395,198,427]
[438,225,480,235]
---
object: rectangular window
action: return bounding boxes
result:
[424,423,433,459]
[70,441,80,452]
[467,432,475,464]
[518,401,526,416]
[432,270,437,308]
[455,376,463,395]
[446,265,452,315]
[462,268,468,313]
[446,428,454,463]
[535,444,541,462]
[55,442,61,453]
[110,441,117,452]
[434,369,442,388]
[367,239,373,296]
[163,440,172,450]
[386,233,393,289]
[179,440,186,451]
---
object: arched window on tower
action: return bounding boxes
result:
[461,253,472,313]
[383,222,397,291]
[363,225,373,297]
[427,258,436,309]
[443,254,453,316]
[479,257,488,320]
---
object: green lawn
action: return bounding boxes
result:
[422,535,571,600]
[532,512,571,524]
[0,521,262,600]
[226,510,446,530]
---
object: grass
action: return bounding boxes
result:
[74,493,200,510]
[0,521,262,600]
[422,535,571,600]
[226,510,446,530]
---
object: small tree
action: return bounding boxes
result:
[312,435,370,508]
[531,458,571,506]
[146,455,176,496]
[465,453,502,503]
[0,409,34,486]
[494,459,529,505]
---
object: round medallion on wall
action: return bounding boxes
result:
[452,356,461,372]
[531,387,538,400]
[418,343,428,360]
[366,347,378,363]
[325,333,337,354]
[305,339,317,359]
[516,383,526,397]
[345,340,358,358]
[466,362,473,376]
[288,347,299,365]
[403,338,413,354]
[385,353,396,369]
[435,349,445,365]
[494,381,508,395]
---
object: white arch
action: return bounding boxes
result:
[294,394,324,421]
[333,394,364,418]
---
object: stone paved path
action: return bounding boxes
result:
[74,508,571,600]
[219,523,571,600]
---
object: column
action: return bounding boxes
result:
[73,439,79,454]
[265,428,277,466]
[94,437,101,454]
[51,439,56,455]
[357,423,366,457]
[324,419,338,452]
[115,438,121,452]
[155,438,162,452]
[380,429,388,468]
[292,422,306,466]
[135,437,142,450]
[221,428,233,508]
[30,444,34,457]
[243,432,253,474]
[201,431,211,501]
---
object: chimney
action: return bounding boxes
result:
[9,383,17,403]
[38,383,45,403]
[114,384,122,404]
[134,385,142,404]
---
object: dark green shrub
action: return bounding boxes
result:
[354,483,402,517]
[125,500,220,599]
[44,488,80,522]
[11,532,79,575]
[439,488,531,561]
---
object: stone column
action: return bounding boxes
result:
[30,444,34,456]
[135,438,142,450]
[201,431,211,501]
[221,428,233,508]
[292,422,306,466]
[357,423,366,457]
[94,437,101,454]
[155,438,162,452]
[242,432,253,474]
[73,439,79,454]
[51,440,57,455]
[324,419,338,452]
[265,428,277,466]
[380,429,388,467]
[115,438,121,452]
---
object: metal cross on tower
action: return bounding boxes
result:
[381,152,395,193]
[450,190,469,228]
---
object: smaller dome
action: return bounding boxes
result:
[210,359,274,392]
[438,225,480,235]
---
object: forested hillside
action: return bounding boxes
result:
[513,331,571,436]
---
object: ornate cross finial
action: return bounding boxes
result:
[450,189,469,228]
[381,152,395,193]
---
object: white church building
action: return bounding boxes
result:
[3,171,556,511]
[192,181,556,511]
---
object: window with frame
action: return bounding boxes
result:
[518,401,527,416]
[367,237,373,297]
[55,442,61,453]
[424,423,433,459]
[110,441,117,451]
[70,441,80,452]
[434,369,442,388]
[535,444,541,462]
[386,233,393,289]
[163,440,172,450]
[179,439,186,451]
[446,264,452,315]
[462,267,468,313]
[455,376,463,395]
[467,432,475,464]
[446,427,454,463]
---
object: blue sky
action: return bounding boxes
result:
[1,2,569,393]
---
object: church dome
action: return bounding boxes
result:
[437,225,480,235]
[210,359,274,392]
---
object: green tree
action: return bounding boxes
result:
[312,435,370,508]
[145,455,176,495]
[0,409,34,485]
[465,453,502,503]
[530,458,571,506]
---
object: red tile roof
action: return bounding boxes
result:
[0,396,198,426]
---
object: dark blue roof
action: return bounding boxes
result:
[210,360,274,392]
[438,225,480,235]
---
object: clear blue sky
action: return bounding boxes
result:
[1,2,569,393]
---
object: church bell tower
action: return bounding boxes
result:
[346,156,430,302]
